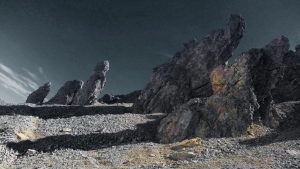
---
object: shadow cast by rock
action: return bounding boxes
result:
[0,105,133,119]
[239,126,300,147]
[6,120,161,154]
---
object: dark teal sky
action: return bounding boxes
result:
[0,0,300,103]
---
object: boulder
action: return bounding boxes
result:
[99,90,142,104]
[25,82,51,104]
[157,36,290,143]
[46,80,83,105]
[99,94,121,104]
[134,14,245,114]
[270,101,300,129]
[72,61,109,105]
[157,98,206,143]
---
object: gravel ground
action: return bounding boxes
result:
[0,105,299,169]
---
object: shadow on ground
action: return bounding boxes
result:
[239,126,300,146]
[0,105,134,119]
[6,116,164,154]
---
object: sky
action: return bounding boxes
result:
[0,0,300,103]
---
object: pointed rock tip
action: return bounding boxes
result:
[227,14,245,31]
[264,36,290,54]
[45,82,51,87]
[94,60,109,73]
[225,14,245,47]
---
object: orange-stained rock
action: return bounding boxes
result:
[210,66,225,94]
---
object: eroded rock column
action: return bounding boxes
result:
[72,61,109,105]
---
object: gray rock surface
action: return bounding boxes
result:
[25,82,51,104]
[271,101,300,129]
[72,61,109,105]
[271,46,300,103]
[46,80,83,105]
[157,98,206,143]
[157,36,291,143]
[134,14,245,114]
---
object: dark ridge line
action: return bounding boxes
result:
[0,105,134,119]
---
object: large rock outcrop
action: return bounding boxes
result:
[46,80,83,105]
[134,14,245,114]
[72,61,109,105]
[157,36,294,143]
[25,82,51,104]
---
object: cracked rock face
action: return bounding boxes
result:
[72,61,109,105]
[134,14,245,114]
[25,82,51,104]
[46,80,83,105]
[157,35,293,143]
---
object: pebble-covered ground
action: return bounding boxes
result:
[0,105,299,169]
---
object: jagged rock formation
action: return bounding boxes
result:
[157,34,300,143]
[99,90,141,104]
[134,14,245,114]
[25,82,51,104]
[46,80,83,105]
[157,36,294,143]
[72,61,109,105]
[125,14,300,143]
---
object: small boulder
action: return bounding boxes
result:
[99,90,141,104]
[99,94,121,104]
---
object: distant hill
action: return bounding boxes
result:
[0,99,6,105]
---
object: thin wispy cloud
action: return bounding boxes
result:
[38,66,48,81]
[23,68,39,82]
[0,63,40,99]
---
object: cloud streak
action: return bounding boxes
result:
[0,63,40,99]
